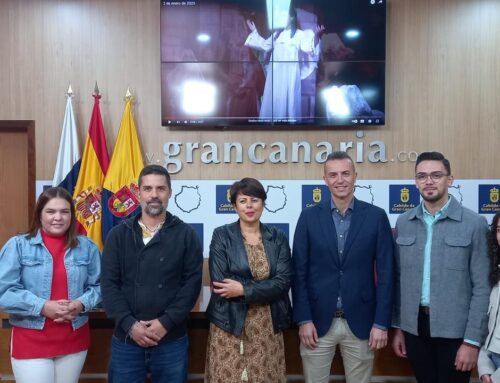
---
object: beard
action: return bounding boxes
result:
[144,200,165,216]
[421,189,446,203]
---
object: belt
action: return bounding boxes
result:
[335,309,345,318]
[419,305,430,315]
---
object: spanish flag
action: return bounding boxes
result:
[73,94,110,250]
[101,92,144,243]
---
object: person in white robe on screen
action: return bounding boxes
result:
[244,7,324,121]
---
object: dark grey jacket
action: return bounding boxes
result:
[393,196,490,343]
[206,221,293,336]
[101,212,203,344]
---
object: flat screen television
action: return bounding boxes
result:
[161,0,386,127]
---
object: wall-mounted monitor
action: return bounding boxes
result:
[161,0,386,127]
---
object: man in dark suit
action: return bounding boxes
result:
[292,151,395,383]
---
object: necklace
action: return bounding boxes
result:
[139,219,164,233]
[241,231,261,246]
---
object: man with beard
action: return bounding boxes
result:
[392,151,490,383]
[101,165,202,383]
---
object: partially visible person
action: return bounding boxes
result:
[0,187,101,383]
[479,212,500,383]
[226,45,265,118]
[101,164,203,383]
[245,6,324,120]
[205,177,293,383]
[392,151,490,383]
[292,151,394,383]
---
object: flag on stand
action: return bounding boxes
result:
[53,86,81,194]
[72,92,110,250]
[101,91,144,243]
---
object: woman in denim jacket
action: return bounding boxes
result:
[0,187,101,383]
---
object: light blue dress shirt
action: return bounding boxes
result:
[420,197,479,347]
[420,197,451,306]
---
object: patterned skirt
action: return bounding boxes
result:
[205,304,286,383]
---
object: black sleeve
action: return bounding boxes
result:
[242,230,293,304]
[101,226,137,334]
[158,226,203,331]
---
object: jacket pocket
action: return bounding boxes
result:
[207,296,230,323]
[67,253,91,295]
[396,235,417,269]
[396,236,416,246]
[71,254,91,266]
[20,255,43,266]
[444,236,470,270]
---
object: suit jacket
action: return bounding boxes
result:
[292,198,395,340]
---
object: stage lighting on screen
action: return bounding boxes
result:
[197,33,211,43]
[181,81,216,115]
[322,86,350,118]
[345,29,361,39]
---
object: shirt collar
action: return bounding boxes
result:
[422,196,452,219]
[331,197,355,213]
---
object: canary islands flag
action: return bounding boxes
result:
[53,92,81,194]
[101,94,144,243]
[73,94,110,250]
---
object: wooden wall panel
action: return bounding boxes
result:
[0,0,497,380]
[0,0,498,181]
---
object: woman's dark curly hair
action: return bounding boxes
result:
[488,212,500,287]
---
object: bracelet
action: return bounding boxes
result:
[462,342,480,350]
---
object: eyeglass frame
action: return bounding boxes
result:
[415,172,450,183]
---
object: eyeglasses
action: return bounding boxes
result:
[415,172,449,182]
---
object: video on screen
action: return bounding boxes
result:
[161,0,386,127]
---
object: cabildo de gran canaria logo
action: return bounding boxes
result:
[389,185,419,214]
[479,185,500,214]
[313,187,322,203]
[491,187,499,203]
[216,185,235,214]
[302,185,330,209]
[400,187,410,203]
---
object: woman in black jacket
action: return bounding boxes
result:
[205,178,293,383]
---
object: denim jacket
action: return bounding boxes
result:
[0,231,101,330]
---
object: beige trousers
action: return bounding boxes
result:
[300,318,374,383]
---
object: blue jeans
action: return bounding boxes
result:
[109,335,188,383]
